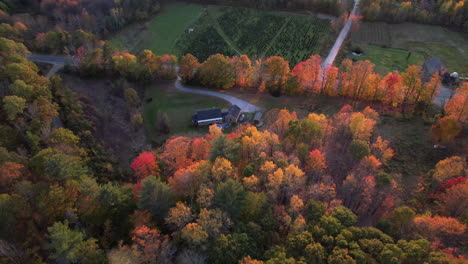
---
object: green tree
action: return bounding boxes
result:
[331,206,357,227]
[47,221,104,264]
[9,80,34,100]
[209,233,256,264]
[46,153,88,182]
[327,248,356,264]
[397,239,431,263]
[3,95,26,120]
[214,179,247,219]
[349,140,371,160]
[209,134,240,162]
[318,216,344,236]
[379,244,404,264]
[305,243,326,264]
[197,54,235,89]
[305,199,326,223]
[0,194,15,239]
[137,176,175,221]
[286,231,314,257]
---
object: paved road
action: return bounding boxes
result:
[322,0,360,68]
[175,78,261,113]
[27,54,76,78]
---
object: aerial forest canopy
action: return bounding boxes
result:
[0,0,467,263]
[0,35,467,263]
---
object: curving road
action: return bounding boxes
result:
[175,77,261,112]
[322,0,360,68]
[26,54,262,112]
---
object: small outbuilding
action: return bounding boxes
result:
[192,108,223,126]
[224,105,241,125]
[253,112,263,126]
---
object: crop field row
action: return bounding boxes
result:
[351,22,392,47]
[175,14,237,61]
[264,16,330,66]
[213,7,287,55]
[208,6,331,65]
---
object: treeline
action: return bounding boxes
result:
[185,0,347,16]
[360,0,468,32]
[0,0,161,34]
[179,53,441,109]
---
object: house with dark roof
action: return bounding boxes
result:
[224,105,241,125]
[192,105,242,126]
[422,58,447,82]
[192,108,223,126]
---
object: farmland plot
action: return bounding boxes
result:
[264,16,331,66]
[175,14,237,61]
[351,22,392,47]
[208,6,332,65]
[213,7,287,55]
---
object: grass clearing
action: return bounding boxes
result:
[349,45,424,74]
[351,22,468,75]
[143,80,229,141]
[109,2,204,55]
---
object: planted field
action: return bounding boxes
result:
[351,22,468,75]
[211,7,287,55]
[351,22,392,47]
[209,6,332,65]
[264,16,331,66]
[175,14,237,61]
[110,3,333,66]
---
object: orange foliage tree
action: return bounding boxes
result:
[445,83,468,123]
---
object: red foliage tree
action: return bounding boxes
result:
[130,152,159,180]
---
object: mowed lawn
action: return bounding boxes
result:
[350,45,424,74]
[109,2,204,54]
[351,22,468,76]
[143,81,228,139]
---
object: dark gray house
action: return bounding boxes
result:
[192,105,242,126]
[224,105,241,125]
[192,108,223,126]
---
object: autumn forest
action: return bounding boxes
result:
[0,0,467,264]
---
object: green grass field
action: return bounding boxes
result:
[349,45,424,74]
[351,22,468,76]
[143,81,229,141]
[109,2,204,55]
